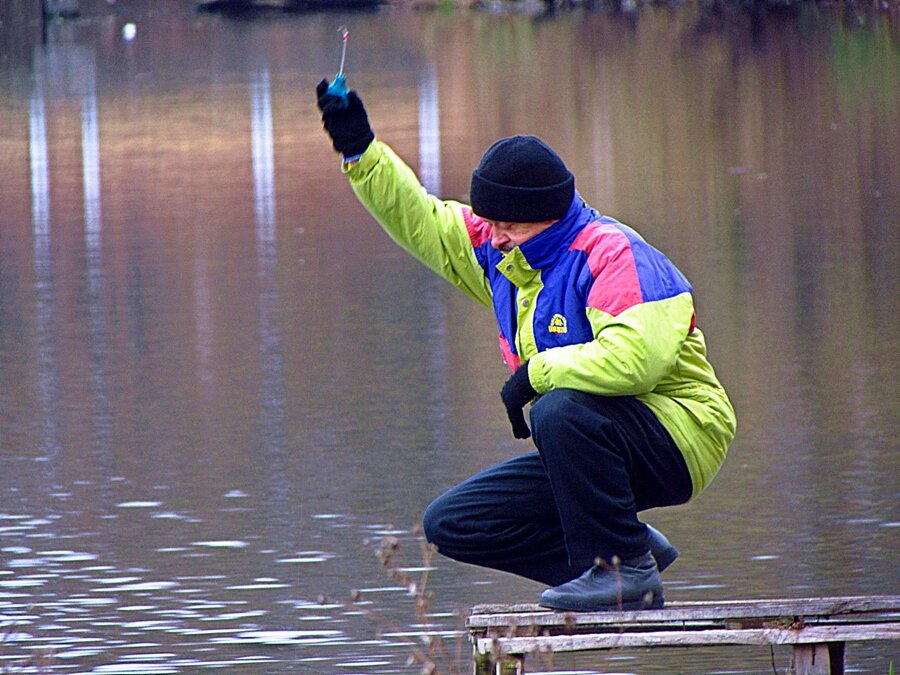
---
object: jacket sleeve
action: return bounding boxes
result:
[527,292,695,396]
[344,141,493,308]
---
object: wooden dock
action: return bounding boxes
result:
[467,595,900,674]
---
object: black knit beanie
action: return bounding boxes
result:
[470,135,575,223]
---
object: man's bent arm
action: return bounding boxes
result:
[345,141,492,307]
[528,293,695,396]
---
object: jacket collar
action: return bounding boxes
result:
[517,193,595,269]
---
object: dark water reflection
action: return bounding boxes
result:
[0,2,897,673]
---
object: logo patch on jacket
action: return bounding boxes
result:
[548,314,568,334]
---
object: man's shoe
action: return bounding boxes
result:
[539,551,664,612]
[647,524,678,572]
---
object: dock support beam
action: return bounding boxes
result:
[791,641,845,675]
[473,649,524,675]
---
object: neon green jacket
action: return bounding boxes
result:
[345,141,736,497]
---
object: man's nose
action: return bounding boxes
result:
[491,231,509,250]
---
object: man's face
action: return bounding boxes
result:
[485,219,557,253]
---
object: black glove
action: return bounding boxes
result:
[316,78,375,158]
[500,362,538,440]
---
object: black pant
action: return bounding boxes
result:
[422,389,693,586]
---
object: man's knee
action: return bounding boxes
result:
[530,388,587,433]
[422,493,454,549]
[423,484,495,560]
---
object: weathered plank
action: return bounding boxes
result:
[470,595,900,614]
[474,622,900,655]
[468,595,900,630]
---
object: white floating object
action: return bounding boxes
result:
[191,540,248,549]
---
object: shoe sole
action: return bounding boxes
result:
[539,592,665,613]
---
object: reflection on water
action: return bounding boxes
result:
[0,2,897,673]
[0,509,429,673]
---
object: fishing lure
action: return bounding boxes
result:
[325,26,350,107]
